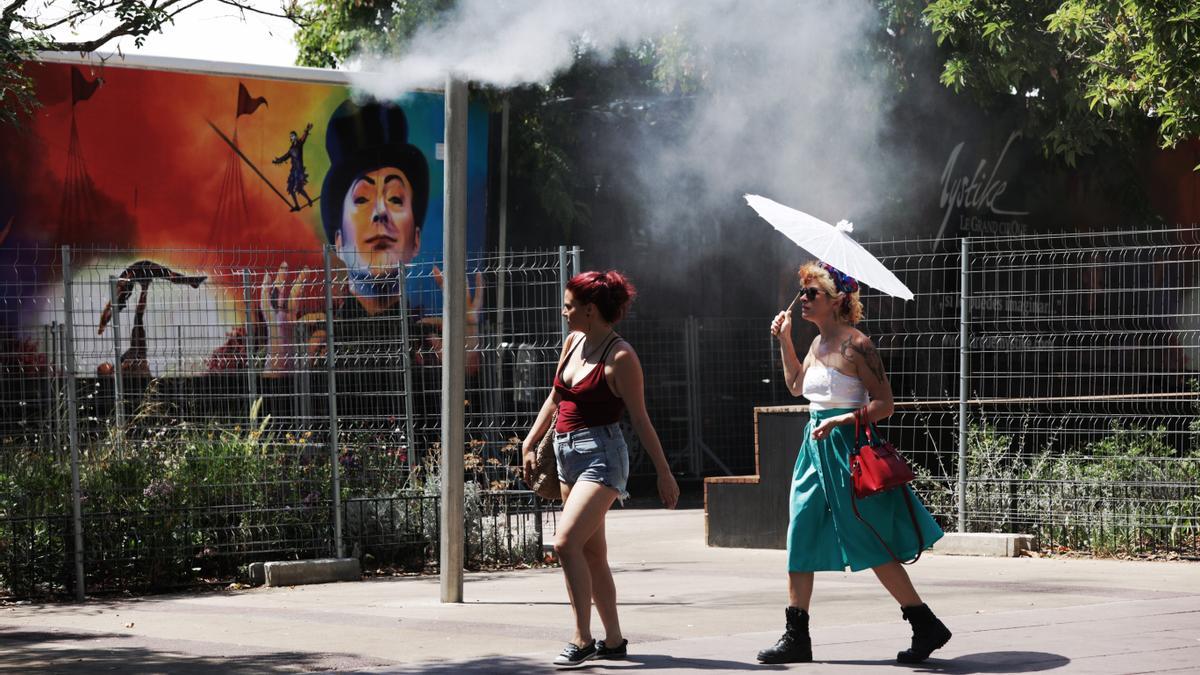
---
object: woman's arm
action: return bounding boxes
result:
[809,333,894,440]
[771,310,808,396]
[610,344,680,509]
[841,333,894,424]
[521,334,575,482]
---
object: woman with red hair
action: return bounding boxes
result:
[522,269,679,668]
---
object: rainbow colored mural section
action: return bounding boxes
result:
[0,59,490,333]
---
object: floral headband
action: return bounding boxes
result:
[819,262,860,295]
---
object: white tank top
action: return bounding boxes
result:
[802,361,868,411]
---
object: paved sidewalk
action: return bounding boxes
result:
[2,508,1198,673]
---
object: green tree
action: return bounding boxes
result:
[923,1,1200,166]
[293,0,453,69]
[2,0,305,128]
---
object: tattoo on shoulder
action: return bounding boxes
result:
[840,336,887,382]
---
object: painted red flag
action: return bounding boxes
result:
[236,83,268,117]
[71,67,101,105]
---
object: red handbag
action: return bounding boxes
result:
[850,408,915,498]
[849,408,923,564]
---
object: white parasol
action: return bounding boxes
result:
[744,194,914,301]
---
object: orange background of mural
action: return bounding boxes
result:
[0,61,358,272]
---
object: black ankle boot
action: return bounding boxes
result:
[757,606,812,664]
[897,603,952,663]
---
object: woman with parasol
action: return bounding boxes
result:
[744,196,950,665]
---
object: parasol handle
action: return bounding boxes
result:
[785,288,804,313]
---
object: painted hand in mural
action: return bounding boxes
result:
[259,262,343,376]
[418,266,485,374]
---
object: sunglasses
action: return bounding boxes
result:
[798,286,824,302]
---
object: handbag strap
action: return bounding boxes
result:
[853,407,880,449]
[853,408,864,453]
[849,470,925,565]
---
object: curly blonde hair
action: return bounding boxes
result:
[797,262,864,325]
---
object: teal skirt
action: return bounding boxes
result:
[787,408,944,572]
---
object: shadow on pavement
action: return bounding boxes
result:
[358,654,786,673]
[0,627,338,673]
[820,651,1071,673]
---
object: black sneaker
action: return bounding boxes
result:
[553,640,597,668]
[596,638,628,660]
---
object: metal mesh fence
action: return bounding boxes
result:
[0,247,566,597]
[4,229,1200,597]
[629,230,1200,556]
[954,230,1200,553]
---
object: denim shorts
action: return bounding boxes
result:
[554,423,630,503]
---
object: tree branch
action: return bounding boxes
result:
[27,1,129,32]
[48,0,204,53]
[214,0,306,23]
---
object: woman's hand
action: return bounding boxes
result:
[521,443,537,487]
[657,470,680,509]
[770,310,792,341]
[811,414,852,441]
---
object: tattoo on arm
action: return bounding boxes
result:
[840,337,887,383]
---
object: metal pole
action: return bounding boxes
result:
[397,262,418,471]
[558,246,569,342]
[322,246,344,558]
[441,74,468,603]
[241,269,258,417]
[62,246,86,602]
[958,237,970,533]
[107,276,125,436]
[494,98,510,414]
[570,245,581,277]
[44,323,56,448]
[685,316,701,476]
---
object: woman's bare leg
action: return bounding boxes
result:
[787,571,814,610]
[555,480,618,646]
[582,516,622,644]
[872,560,922,606]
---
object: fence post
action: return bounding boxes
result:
[396,262,417,471]
[958,237,970,533]
[46,323,60,448]
[241,269,258,419]
[683,316,731,477]
[570,245,581,278]
[61,246,86,601]
[684,316,702,476]
[495,100,510,410]
[558,246,569,342]
[322,246,344,559]
[107,276,125,438]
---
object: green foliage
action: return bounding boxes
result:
[923,1,1200,166]
[0,399,331,595]
[294,0,455,69]
[914,416,1200,555]
[1,396,542,595]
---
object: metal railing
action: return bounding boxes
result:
[627,230,1200,556]
[4,228,1200,598]
[0,246,573,598]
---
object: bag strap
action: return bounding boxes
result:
[596,335,622,364]
[554,332,582,380]
[853,408,864,453]
[850,473,925,565]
